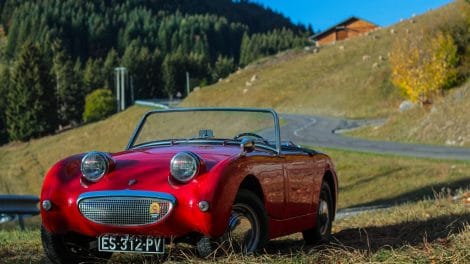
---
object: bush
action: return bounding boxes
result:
[82,89,116,123]
[390,30,459,104]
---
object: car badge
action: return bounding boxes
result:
[128,179,137,186]
[149,202,161,218]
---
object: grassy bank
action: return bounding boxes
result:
[348,80,470,148]
[1,192,468,263]
[1,146,469,263]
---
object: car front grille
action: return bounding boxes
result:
[77,191,175,226]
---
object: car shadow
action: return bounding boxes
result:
[263,212,469,254]
[348,177,470,209]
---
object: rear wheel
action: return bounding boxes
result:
[302,182,333,244]
[41,226,112,264]
[196,189,268,257]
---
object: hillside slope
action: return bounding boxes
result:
[182,1,463,119]
[350,80,470,147]
[0,106,149,194]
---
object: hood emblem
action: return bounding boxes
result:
[149,202,161,218]
[128,179,137,186]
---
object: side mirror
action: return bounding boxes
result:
[240,138,255,156]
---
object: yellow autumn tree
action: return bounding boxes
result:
[389,30,458,103]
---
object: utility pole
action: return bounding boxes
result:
[114,67,128,112]
[186,71,190,97]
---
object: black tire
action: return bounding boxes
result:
[196,189,268,257]
[302,182,333,244]
[41,225,112,264]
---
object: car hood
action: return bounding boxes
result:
[86,144,240,190]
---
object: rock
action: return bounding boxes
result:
[372,62,379,68]
[390,29,395,34]
[243,88,248,94]
[250,74,258,82]
[313,48,319,53]
[193,87,200,92]
[378,55,384,61]
[399,100,415,112]
[362,55,370,62]
[339,45,345,51]
[218,78,223,82]
[245,81,252,87]
[304,46,311,51]
[445,139,457,146]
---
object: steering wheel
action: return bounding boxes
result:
[233,132,267,143]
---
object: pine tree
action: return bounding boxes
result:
[103,49,120,90]
[0,66,10,144]
[213,55,235,80]
[52,42,84,127]
[6,42,57,141]
[83,58,104,94]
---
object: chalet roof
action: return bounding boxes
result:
[310,16,378,40]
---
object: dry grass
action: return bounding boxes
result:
[1,191,468,263]
[181,2,465,120]
[0,106,150,194]
[348,80,470,147]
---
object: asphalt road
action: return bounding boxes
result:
[281,114,470,161]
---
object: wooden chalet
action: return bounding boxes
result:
[310,16,378,46]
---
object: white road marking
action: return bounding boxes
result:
[293,117,317,138]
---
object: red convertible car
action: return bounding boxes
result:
[40,108,338,263]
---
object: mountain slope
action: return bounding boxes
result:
[0,106,149,194]
[349,80,470,147]
[181,1,465,119]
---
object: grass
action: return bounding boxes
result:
[1,191,468,263]
[348,80,470,148]
[0,105,150,194]
[180,0,470,148]
[1,147,469,263]
[320,148,470,209]
[181,2,464,120]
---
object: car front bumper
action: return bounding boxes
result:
[41,189,229,239]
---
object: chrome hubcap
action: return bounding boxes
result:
[226,203,259,253]
[318,199,330,235]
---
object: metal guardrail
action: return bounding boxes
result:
[0,195,40,230]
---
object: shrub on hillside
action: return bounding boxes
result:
[390,30,459,103]
[83,89,116,123]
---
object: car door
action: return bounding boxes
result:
[283,152,317,217]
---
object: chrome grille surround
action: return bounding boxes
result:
[77,190,176,226]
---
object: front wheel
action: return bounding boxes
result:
[302,182,333,244]
[196,189,268,257]
[41,226,112,264]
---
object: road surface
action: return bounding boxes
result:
[281,114,470,161]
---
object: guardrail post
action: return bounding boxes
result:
[18,215,25,230]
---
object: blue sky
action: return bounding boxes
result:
[254,0,454,31]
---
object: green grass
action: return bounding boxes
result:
[319,148,470,209]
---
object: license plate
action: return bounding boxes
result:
[98,234,165,254]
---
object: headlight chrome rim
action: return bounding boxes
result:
[80,151,110,182]
[170,152,200,183]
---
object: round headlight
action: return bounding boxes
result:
[80,151,110,182]
[170,152,200,183]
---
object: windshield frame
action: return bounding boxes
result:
[126,107,281,154]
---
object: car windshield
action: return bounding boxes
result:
[128,108,280,152]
